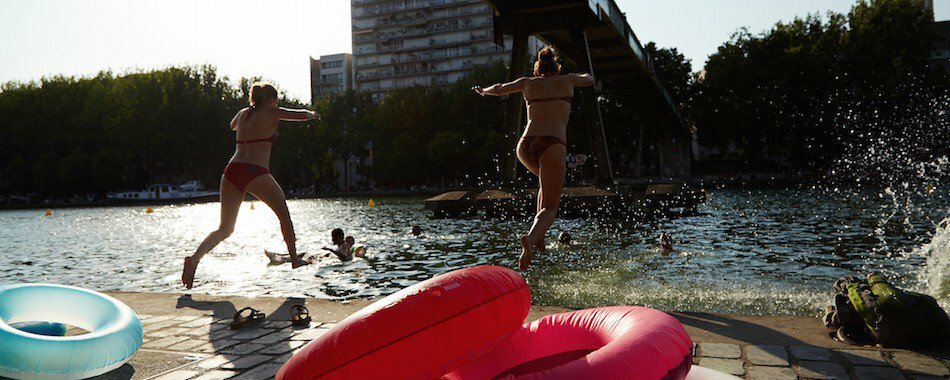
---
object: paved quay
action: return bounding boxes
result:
[75,292,950,380]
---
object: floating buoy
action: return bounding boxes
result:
[146,206,153,214]
[250,202,255,210]
[368,199,376,208]
[44,209,52,216]
[926,183,935,195]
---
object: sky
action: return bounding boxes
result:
[1,0,948,102]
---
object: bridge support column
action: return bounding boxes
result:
[503,32,529,185]
[570,28,614,186]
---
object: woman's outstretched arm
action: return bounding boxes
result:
[276,107,319,122]
[473,77,527,97]
[570,73,595,87]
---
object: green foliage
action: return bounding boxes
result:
[0,66,326,196]
[693,0,946,172]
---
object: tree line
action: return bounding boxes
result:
[0,0,945,198]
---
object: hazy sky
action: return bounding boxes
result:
[1,0,947,102]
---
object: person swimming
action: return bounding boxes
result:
[322,228,352,261]
[659,233,673,252]
[557,231,572,245]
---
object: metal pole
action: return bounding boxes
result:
[570,28,614,186]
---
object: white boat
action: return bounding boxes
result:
[107,181,219,203]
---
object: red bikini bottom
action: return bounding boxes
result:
[223,162,269,191]
[518,135,567,169]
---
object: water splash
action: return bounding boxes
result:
[914,217,950,310]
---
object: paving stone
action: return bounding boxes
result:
[192,370,237,380]
[746,345,789,366]
[142,315,175,325]
[179,318,216,328]
[790,346,833,362]
[697,357,744,376]
[209,329,241,341]
[222,354,274,370]
[890,352,949,377]
[290,328,330,341]
[853,366,906,380]
[272,353,294,364]
[144,319,185,331]
[262,321,293,329]
[136,314,155,321]
[152,369,201,380]
[175,315,202,322]
[794,361,849,380]
[220,343,267,355]
[148,327,193,338]
[260,340,307,355]
[838,349,889,366]
[231,328,272,340]
[233,363,282,379]
[197,355,233,370]
[182,326,213,337]
[748,365,796,380]
[699,343,741,359]
[143,335,192,349]
[167,338,212,352]
[256,331,295,345]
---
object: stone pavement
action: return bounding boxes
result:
[69,292,950,379]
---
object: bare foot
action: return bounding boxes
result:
[182,256,198,289]
[291,257,311,269]
[264,250,282,265]
[519,235,534,271]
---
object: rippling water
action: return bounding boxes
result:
[1,187,946,316]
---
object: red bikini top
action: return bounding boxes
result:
[236,134,276,144]
[526,96,573,105]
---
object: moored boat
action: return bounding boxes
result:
[107,181,219,204]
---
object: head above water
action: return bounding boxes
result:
[345,236,355,245]
[411,225,421,236]
[558,231,572,244]
[534,46,562,77]
[331,228,344,244]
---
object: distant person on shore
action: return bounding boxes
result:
[474,46,594,270]
[182,83,317,289]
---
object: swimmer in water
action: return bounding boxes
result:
[659,233,673,252]
[322,228,352,261]
[557,231,572,245]
[411,224,422,236]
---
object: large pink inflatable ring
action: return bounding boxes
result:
[277,265,531,380]
[444,306,694,380]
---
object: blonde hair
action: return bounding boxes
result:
[246,82,278,119]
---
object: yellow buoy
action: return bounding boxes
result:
[368,199,376,208]
[44,209,52,216]
[250,202,255,210]
[926,183,935,195]
[146,206,153,214]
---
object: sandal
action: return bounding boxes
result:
[230,307,266,330]
[290,305,312,326]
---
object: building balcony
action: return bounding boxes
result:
[355,43,503,69]
[352,5,484,31]
[355,32,492,56]
[353,0,469,19]
[353,17,491,43]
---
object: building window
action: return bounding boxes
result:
[321,60,343,69]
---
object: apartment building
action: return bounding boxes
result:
[351,0,536,95]
[310,53,355,104]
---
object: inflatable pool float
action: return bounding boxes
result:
[444,306,693,379]
[0,284,143,380]
[277,265,531,380]
[9,321,67,336]
[278,266,696,380]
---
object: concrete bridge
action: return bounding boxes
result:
[485,0,692,184]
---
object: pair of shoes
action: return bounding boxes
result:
[229,305,313,330]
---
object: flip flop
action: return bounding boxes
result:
[290,305,312,326]
[230,307,265,330]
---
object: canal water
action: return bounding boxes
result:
[0,187,946,316]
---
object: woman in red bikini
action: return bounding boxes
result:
[182,83,317,289]
[474,46,594,271]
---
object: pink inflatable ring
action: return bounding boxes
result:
[444,306,693,380]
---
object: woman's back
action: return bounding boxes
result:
[523,74,593,140]
[231,107,278,168]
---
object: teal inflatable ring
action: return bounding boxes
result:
[0,284,143,380]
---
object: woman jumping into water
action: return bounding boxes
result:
[474,46,594,271]
[182,83,317,289]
